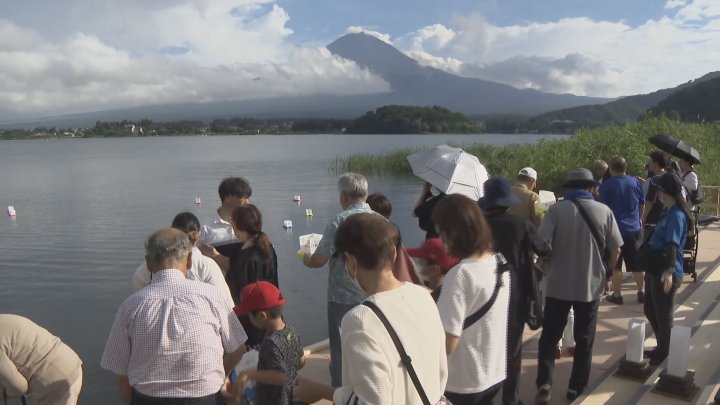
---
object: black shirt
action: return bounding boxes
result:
[645,181,665,225]
[414,194,445,240]
[227,245,279,346]
[484,211,537,320]
[255,324,304,405]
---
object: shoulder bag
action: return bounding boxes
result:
[362,301,451,405]
[636,226,667,274]
[569,199,611,278]
[526,261,544,330]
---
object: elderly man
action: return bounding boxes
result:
[102,228,246,404]
[0,315,83,405]
[508,167,542,227]
[599,156,646,305]
[534,168,622,404]
[302,173,375,387]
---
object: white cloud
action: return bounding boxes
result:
[461,54,623,96]
[344,26,393,44]
[404,50,464,74]
[665,0,689,9]
[396,24,456,52]
[674,0,720,20]
[0,16,389,117]
[394,7,720,97]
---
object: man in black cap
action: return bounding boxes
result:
[479,177,538,405]
[533,168,622,404]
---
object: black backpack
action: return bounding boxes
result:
[683,171,704,205]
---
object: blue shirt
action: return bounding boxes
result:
[315,203,375,305]
[599,175,645,234]
[650,205,687,278]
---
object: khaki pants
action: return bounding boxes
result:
[35,368,83,405]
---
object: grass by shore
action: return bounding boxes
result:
[330,116,720,194]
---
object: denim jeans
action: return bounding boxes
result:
[536,297,599,393]
[644,273,681,359]
[327,301,357,388]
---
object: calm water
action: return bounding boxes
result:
[0,134,563,404]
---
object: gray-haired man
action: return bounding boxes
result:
[534,169,622,404]
[302,173,375,387]
[101,228,247,404]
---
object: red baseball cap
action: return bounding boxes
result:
[406,238,459,271]
[233,281,285,316]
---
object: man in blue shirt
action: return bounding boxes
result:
[599,156,645,305]
[302,173,374,387]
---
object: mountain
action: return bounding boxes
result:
[2,33,610,128]
[649,76,720,121]
[327,33,608,116]
[530,71,720,127]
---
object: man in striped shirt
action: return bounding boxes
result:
[101,228,247,404]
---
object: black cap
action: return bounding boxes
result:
[651,172,683,196]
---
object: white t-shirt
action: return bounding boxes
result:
[132,246,234,308]
[437,256,510,394]
[199,212,237,247]
[333,283,448,405]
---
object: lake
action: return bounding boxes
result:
[0,133,564,403]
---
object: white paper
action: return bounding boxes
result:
[626,319,646,363]
[538,190,557,205]
[299,233,323,255]
[234,349,259,373]
[667,325,691,377]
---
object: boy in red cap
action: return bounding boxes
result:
[231,281,305,405]
[407,238,459,300]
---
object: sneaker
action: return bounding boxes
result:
[637,291,645,303]
[650,354,668,366]
[535,385,552,405]
[567,388,582,401]
[555,348,562,359]
[566,346,576,357]
[606,294,624,305]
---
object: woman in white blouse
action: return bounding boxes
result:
[294,213,448,404]
[433,194,511,405]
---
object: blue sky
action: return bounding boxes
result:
[0,0,718,116]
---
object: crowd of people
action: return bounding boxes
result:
[0,151,701,405]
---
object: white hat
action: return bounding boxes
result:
[518,167,537,180]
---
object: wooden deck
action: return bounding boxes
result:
[298,222,720,404]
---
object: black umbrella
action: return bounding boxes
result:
[648,134,701,165]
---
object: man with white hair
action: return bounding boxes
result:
[508,167,542,227]
[302,173,375,388]
[101,228,247,404]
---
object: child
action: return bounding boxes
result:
[232,281,305,405]
[407,238,459,301]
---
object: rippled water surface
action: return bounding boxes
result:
[0,133,563,403]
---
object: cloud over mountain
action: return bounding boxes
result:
[0,1,389,117]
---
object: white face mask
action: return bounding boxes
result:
[345,259,364,292]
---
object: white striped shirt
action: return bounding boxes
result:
[101,269,247,398]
